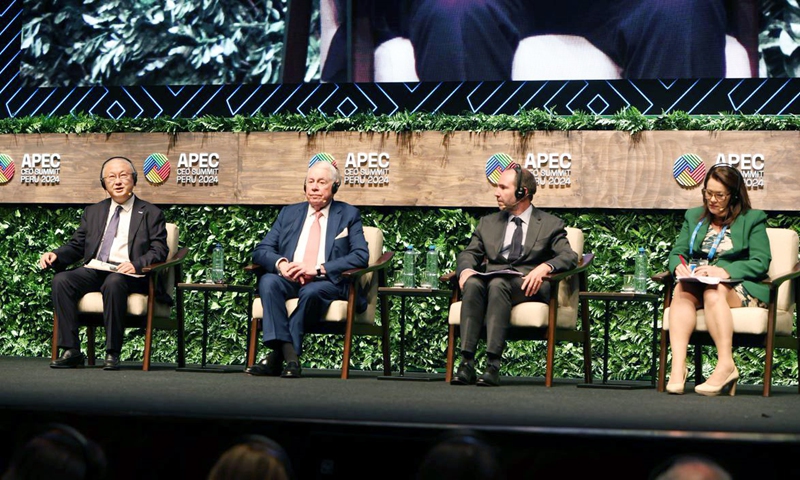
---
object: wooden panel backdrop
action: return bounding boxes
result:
[0,131,795,210]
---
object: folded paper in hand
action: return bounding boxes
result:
[677,276,740,285]
[85,259,145,278]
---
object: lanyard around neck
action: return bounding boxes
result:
[689,220,728,260]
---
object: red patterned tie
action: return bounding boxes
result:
[302,211,323,267]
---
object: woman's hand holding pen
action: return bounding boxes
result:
[675,255,693,277]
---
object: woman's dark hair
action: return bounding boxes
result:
[701,163,750,226]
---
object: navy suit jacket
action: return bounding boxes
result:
[252,200,370,308]
[53,196,169,274]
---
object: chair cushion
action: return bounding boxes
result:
[251,297,374,325]
[449,300,577,329]
[664,306,794,336]
[77,293,173,328]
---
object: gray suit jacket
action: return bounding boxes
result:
[456,208,578,278]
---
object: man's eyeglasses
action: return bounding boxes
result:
[702,189,730,201]
[104,173,132,183]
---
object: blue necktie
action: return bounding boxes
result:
[97,205,122,263]
[508,217,524,262]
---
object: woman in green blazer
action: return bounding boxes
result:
[666,164,771,396]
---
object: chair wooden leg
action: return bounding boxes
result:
[445,325,456,383]
[176,274,186,368]
[87,328,96,366]
[544,296,558,387]
[580,293,592,384]
[247,318,259,367]
[52,314,59,361]
[657,329,668,392]
[340,286,357,380]
[143,313,154,372]
[380,293,391,376]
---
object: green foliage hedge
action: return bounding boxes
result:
[1,110,798,387]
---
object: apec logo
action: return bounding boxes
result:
[0,154,14,184]
[308,152,337,169]
[673,154,707,187]
[144,153,170,185]
[485,153,515,185]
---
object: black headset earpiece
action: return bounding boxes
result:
[100,156,138,189]
[707,163,742,200]
[513,164,526,200]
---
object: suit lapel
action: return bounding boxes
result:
[489,212,509,259]
[285,204,308,256]
[325,202,342,257]
[523,208,544,257]
[89,199,112,258]
[127,197,145,257]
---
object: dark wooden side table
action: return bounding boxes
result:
[577,291,661,389]
[175,282,253,373]
[376,286,451,381]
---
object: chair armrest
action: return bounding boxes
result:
[763,262,800,290]
[544,253,594,283]
[141,247,188,274]
[440,271,457,283]
[244,263,264,274]
[651,271,673,284]
[342,251,395,281]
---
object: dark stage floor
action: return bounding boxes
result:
[1,356,799,479]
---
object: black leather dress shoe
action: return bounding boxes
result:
[103,353,120,370]
[450,361,476,385]
[281,361,302,378]
[50,349,86,369]
[477,365,500,387]
[245,351,283,377]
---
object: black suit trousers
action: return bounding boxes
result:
[53,268,148,353]
[460,275,549,358]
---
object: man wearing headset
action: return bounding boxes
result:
[39,157,168,370]
[248,161,369,378]
[452,166,578,387]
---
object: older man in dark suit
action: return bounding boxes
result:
[40,157,168,370]
[452,166,578,386]
[247,161,369,378]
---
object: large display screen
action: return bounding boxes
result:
[18,0,800,87]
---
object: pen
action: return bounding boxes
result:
[679,255,687,267]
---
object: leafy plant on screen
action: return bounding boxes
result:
[19,0,322,87]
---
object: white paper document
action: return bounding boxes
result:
[473,269,524,278]
[85,259,145,278]
[677,276,740,285]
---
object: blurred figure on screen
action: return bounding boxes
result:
[323,0,727,81]
[416,430,504,480]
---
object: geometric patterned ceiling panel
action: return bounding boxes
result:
[2,1,798,119]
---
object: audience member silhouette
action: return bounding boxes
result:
[651,454,732,480]
[207,435,294,480]
[416,429,504,480]
[2,424,107,480]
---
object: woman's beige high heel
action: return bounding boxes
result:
[695,368,739,397]
[666,367,688,395]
